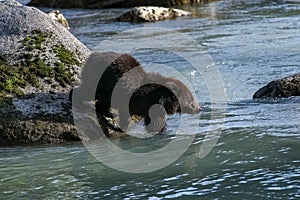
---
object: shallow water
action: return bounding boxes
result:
[1,0,300,199]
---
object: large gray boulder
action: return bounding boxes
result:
[0,0,91,145]
[27,0,214,9]
[253,73,300,98]
[117,6,191,22]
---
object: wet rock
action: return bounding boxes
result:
[0,94,79,146]
[48,10,70,30]
[253,73,300,98]
[116,6,191,22]
[0,0,91,145]
[27,0,213,9]
[285,0,300,4]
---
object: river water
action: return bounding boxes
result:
[1,0,300,199]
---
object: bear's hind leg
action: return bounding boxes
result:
[96,101,123,133]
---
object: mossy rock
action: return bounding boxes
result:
[0,56,75,98]
[0,64,27,98]
[54,45,80,66]
[0,54,7,65]
[0,0,91,146]
[54,62,74,86]
[22,30,48,51]
[2,29,84,95]
[0,97,13,107]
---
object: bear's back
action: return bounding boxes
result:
[88,52,143,102]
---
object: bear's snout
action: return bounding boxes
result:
[179,101,201,114]
[189,101,201,114]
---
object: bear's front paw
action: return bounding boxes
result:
[144,104,167,133]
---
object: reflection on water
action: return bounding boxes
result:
[2,0,300,199]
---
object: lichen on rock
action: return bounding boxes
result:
[0,29,83,98]
[0,0,90,95]
[117,6,191,22]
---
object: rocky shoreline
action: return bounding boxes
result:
[0,0,299,146]
[0,95,79,146]
[0,0,209,146]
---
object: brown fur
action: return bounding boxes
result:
[76,52,201,135]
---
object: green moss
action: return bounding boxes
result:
[23,30,48,51]
[0,30,80,99]
[0,58,77,98]
[23,35,31,46]
[32,58,52,77]
[32,32,46,46]
[0,64,26,98]
[0,97,12,107]
[0,58,53,98]
[54,62,73,86]
[23,53,33,60]
[54,45,80,65]
[27,45,35,51]
[0,54,7,65]
[36,44,42,49]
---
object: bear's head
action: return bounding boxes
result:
[161,79,201,115]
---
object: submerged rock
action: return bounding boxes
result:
[27,0,214,9]
[116,6,191,22]
[0,0,91,145]
[253,73,300,98]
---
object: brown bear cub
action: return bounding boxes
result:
[72,52,201,136]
